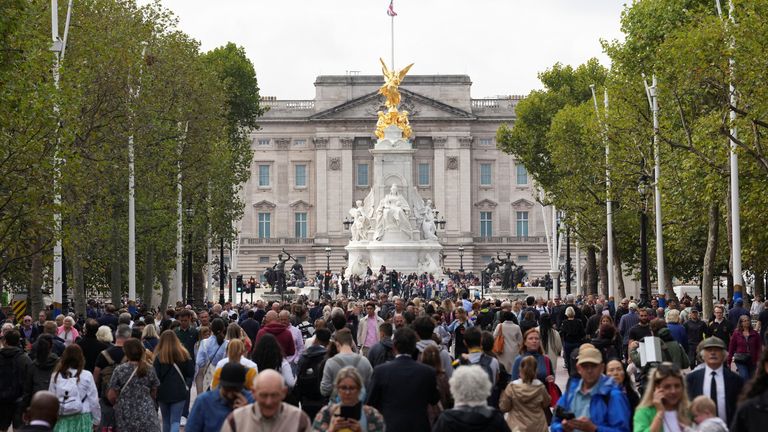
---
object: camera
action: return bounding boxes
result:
[554,405,575,420]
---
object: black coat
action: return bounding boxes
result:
[731,390,768,432]
[77,336,110,372]
[240,318,260,342]
[367,355,439,432]
[686,366,744,425]
[431,405,511,432]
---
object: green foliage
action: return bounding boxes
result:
[499,0,768,290]
[0,0,262,302]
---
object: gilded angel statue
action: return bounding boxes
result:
[378,58,413,110]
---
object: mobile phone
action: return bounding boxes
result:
[339,403,362,419]
[554,405,576,420]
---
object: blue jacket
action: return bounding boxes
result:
[551,374,631,432]
[185,388,254,432]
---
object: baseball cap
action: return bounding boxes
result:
[219,363,247,390]
[577,345,603,365]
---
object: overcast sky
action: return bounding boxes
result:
[137,0,626,100]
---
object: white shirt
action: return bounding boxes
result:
[663,410,682,432]
[215,356,258,371]
[702,365,727,422]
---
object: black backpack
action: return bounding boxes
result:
[0,351,23,402]
[292,354,326,404]
[457,353,495,384]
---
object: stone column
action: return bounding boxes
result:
[314,137,329,237]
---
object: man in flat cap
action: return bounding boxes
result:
[686,337,744,426]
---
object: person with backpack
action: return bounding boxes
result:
[48,344,100,431]
[0,330,32,431]
[454,327,499,387]
[93,323,130,431]
[292,328,330,420]
[153,330,195,432]
[320,328,373,400]
[107,338,160,432]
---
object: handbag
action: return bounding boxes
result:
[544,356,562,408]
[492,328,505,354]
[734,353,750,364]
[734,334,752,364]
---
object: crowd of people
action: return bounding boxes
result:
[2,279,768,432]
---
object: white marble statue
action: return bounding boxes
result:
[420,199,438,240]
[346,255,370,278]
[374,184,412,241]
[348,200,370,241]
[417,254,441,275]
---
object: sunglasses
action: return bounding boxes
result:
[653,362,682,380]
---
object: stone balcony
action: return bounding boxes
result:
[240,237,316,245]
[470,235,545,244]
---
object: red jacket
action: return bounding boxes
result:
[255,322,296,357]
[728,329,762,365]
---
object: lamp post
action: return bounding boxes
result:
[184,207,193,305]
[458,246,465,272]
[638,175,650,305]
[565,225,572,295]
[219,239,226,305]
[325,247,332,272]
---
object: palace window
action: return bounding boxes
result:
[295,164,306,187]
[258,213,271,238]
[480,211,493,237]
[258,165,270,187]
[418,163,430,186]
[516,211,529,238]
[516,164,528,185]
[295,212,307,238]
[356,164,369,187]
[480,163,492,186]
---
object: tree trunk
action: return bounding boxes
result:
[158,267,170,313]
[754,269,765,301]
[702,202,719,320]
[599,235,609,298]
[194,267,206,309]
[586,245,598,296]
[110,225,122,307]
[28,240,44,317]
[142,244,154,308]
[612,232,626,299]
[72,253,86,317]
[664,268,674,299]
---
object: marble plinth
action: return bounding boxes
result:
[345,240,442,278]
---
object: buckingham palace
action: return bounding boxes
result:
[234,73,558,280]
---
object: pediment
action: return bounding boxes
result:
[310,89,476,121]
[289,200,313,209]
[474,199,498,209]
[252,200,276,210]
[511,199,535,208]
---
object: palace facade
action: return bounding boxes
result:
[235,74,559,281]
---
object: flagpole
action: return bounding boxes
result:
[390,14,394,69]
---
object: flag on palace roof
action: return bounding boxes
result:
[387,0,397,16]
